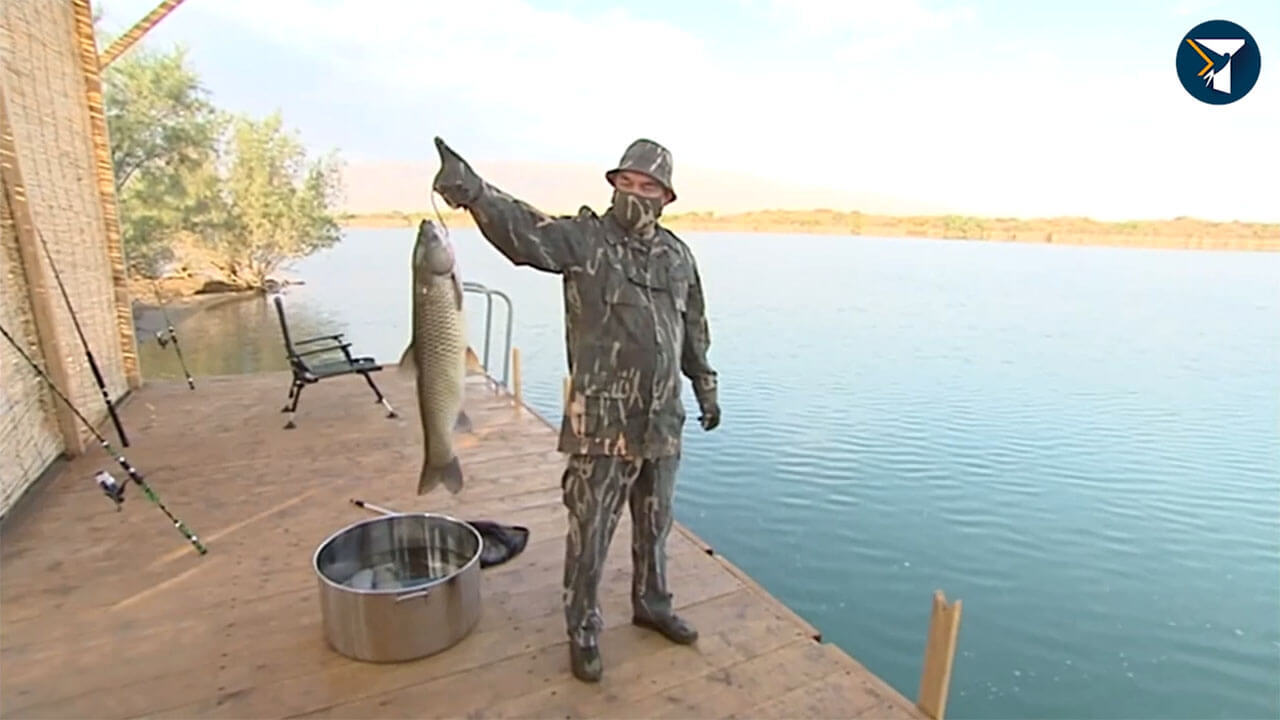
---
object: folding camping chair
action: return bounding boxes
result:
[273,294,397,429]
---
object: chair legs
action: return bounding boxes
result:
[282,381,305,429]
[282,381,298,412]
[279,373,396,429]
[362,372,398,419]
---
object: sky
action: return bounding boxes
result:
[96,0,1280,222]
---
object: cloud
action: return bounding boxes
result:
[120,0,1280,221]
[187,1,729,151]
[763,0,976,53]
[336,158,948,216]
[1170,0,1227,17]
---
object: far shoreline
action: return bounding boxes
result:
[129,207,1277,305]
[336,209,1279,253]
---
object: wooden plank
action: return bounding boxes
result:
[7,509,556,627]
[5,521,689,686]
[97,0,188,68]
[0,372,926,720]
[0,488,574,630]
[0,498,579,651]
[511,346,522,406]
[0,79,82,455]
[916,590,963,720]
[0,517,707,663]
[10,549,735,719]
[603,637,850,719]
[1,392,555,548]
[308,587,805,719]
[806,638,928,714]
[675,523,825,642]
[71,0,141,389]
[117,566,746,719]
[734,668,924,719]
[485,595,815,718]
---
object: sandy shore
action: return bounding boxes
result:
[335,209,1278,253]
[129,209,1276,303]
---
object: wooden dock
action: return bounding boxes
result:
[0,370,929,719]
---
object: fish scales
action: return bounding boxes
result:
[414,278,466,469]
[400,219,472,495]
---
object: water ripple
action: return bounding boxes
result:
[171,230,1280,720]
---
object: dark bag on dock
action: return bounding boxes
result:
[469,520,530,568]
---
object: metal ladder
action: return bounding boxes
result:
[462,280,514,390]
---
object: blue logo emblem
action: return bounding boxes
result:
[1176,20,1261,105]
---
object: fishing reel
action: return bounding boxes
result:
[94,470,126,510]
[154,329,171,348]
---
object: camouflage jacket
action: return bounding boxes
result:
[464,182,717,458]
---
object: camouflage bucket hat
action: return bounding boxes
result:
[605,138,676,202]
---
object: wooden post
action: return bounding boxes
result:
[917,590,962,720]
[72,0,141,390]
[98,0,189,68]
[510,347,522,408]
[0,84,85,455]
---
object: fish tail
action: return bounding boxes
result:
[455,409,473,433]
[417,456,464,495]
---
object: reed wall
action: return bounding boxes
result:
[0,0,134,517]
[0,175,62,515]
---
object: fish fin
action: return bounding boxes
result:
[450,272,464,311]
[397,342,416,375]
[417,456,464,496]
[454,409,473,433]
[443,458,465,494]
[464,346,482,374]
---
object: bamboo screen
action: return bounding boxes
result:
[0,175,62,515]
[0,0,134,517]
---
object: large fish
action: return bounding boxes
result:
[399,219,472,495]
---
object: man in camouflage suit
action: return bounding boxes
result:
[432,136,720,682]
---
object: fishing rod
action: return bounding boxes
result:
[351,498,400,516]
[0,321,207,555]
[150,279,195,390]
[350,498,529,569]
[35,228,130,447]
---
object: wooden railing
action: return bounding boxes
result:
[918,590,963,719]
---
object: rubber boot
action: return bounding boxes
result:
[569,641,603,682]
[632,612,698,644]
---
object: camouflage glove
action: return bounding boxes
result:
[698,398,720,431]
[432,136,484,208]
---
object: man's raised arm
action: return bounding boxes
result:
[432,137,587,274]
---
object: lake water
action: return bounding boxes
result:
[137,228,1280,719]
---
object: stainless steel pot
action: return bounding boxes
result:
[313,512,483,662]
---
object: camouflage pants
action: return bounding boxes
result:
[561,453,678,646]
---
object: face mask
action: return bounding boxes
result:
[611,189,663,236]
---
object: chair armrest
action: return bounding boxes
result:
[297,343,353,358]
[295,333,345,345]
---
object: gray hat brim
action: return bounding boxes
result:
[605,168,676,203]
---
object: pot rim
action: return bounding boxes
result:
[312,511,483,595]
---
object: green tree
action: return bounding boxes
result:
[197,113,343,289]
[101,43,222,275]
[942,214,987,240]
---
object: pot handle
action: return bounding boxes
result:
[395,589,432,603]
